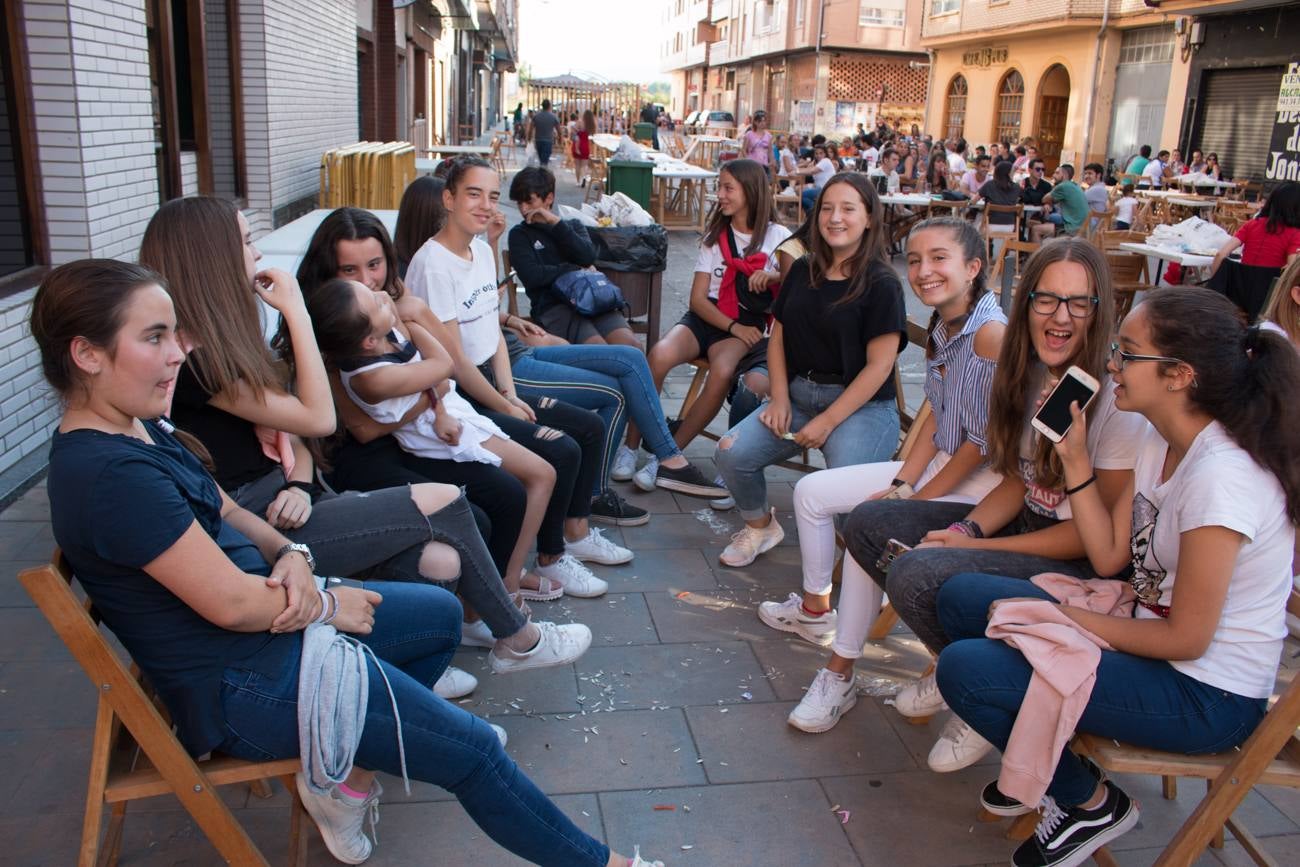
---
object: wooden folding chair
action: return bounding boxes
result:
[584,157,607,205]
[772,176,804,228]
[988,239,1040,307]
[19,554,308,867]
[1098,229,1148,252]
[1075,668,1300,866]
[490,136,506,174]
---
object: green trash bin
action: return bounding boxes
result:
[633,122,656,144]
[606,160,654,211]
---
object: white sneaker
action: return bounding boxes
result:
[489,621,593,673]
[894,672,948,718]
[490,723,508,747]
[565,527,633,565]
[719,509,785,567]
[432,665,477,699]
[534,553,609,598]
[927,716,994,772]
[788,667,858,733]
[630,846,666,867]
[460,618,495,649]
[611,444,638,482]
[295,773,380,865]
[710,475,735,510]
[757,593,838,646]
[633,454,659,492]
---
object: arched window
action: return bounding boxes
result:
[994,70,1025,144]
[943,75,967,142]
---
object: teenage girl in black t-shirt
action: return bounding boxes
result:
[714,173,907,569]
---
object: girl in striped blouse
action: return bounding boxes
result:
[758,218,1008,732]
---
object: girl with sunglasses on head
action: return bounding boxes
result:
[837,238,1147,771]
[935,287,1299,867]
[713,173,907,569]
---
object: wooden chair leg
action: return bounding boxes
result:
[97,803,127,867]
[1090,846,1122,867]
[1007,811,1039,841]
[1207,780,1225,849]
[676,366,709,424]
[1161,775,1177,800]
[283,774,310,867]
[80,697,116,867]
[867,602,899,641]
[248,778,274,800]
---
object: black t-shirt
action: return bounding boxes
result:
[979,180,1024,224]
[47,421,299,757]
[171,352,277,491]
[1022,178,1053,206]
[773,257,906,401]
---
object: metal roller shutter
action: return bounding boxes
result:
[1195,67,1285,181]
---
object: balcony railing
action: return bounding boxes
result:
[709,39,730,65]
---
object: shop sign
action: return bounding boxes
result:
[1267,60,1300,182]
[962,47,1009,68]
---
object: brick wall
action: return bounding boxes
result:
[240,0,358,232]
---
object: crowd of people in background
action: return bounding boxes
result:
[28,100,1300,867]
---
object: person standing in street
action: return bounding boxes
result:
[529,99,561,168]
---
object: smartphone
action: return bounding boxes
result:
[497,270,518,290]
[875,538,913,575]
[1031,365,1100,443]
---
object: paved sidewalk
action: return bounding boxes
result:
[1,154,1298,866]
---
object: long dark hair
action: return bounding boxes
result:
[1260,181,1300,234]
[992,160,1014,192]
[702,158,773,256]
[297,207,404,300]
[906,217,988,359]
[394,176,447,269]
[1142,287,1300,522]
[806,173,887,309]
[985,238,1114,489]
[301,278,373,367]
[140,196,284,400]
[926,153,948,192]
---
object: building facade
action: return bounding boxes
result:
[0,0,514,490]
[921,0,1200,173]
[662,0,929,137]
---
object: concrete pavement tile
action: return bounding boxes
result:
[0,727,94,817]
[591,547,719,593]
[710,542,806,591]
[575,640,776,710]
[492,707,708,795]
[1209,833,1300,866]
[0,811,85,866]
[748,632,931,701]
[0,485,50,522]
[0,560,44,607]
[625,510,746,551]
[11,522,55,561]
[599,780,861,867]
[1100,845,1218,866]
[823,768,1051,865]
[0,660,97,729]
[0,521,44,560]
[1259,783,1300,828]
[616,484,685,515]
[685,700,915,785]
[446,647,581,716]
[578,592,659,646]
[0,607,74,661]
[646,586,805,644]
[365,795,603,866]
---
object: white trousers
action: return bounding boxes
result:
[791,451,1001,660]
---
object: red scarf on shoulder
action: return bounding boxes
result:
[717,226,779,326]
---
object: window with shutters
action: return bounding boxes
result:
[944,74,967,141]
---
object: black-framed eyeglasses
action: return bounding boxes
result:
[1029,291,1099,319]
[1109,342,1183,370]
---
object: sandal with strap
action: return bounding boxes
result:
[517,570,565,602]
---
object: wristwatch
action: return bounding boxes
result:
[275,542,316,573]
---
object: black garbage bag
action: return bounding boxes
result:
[589,225,669,273]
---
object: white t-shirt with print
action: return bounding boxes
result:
[861,147,879,171]
[809,158,836,189]
[1128,421,1293,699]
[405,237,501,366]
[693,222,792,300]
[1017,374,1147,520]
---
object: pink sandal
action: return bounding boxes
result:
[516,569,564,602]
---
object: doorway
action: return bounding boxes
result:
[1036,64,1070,171]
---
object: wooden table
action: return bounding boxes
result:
[256,209,398,256]
[1119,242,1215,285]
[651,161,718,231]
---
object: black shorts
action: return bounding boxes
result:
[677,309,735,355]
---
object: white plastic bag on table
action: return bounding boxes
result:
[612,135,646,162]
[1148,217,1230,254]
[557,203,599,227]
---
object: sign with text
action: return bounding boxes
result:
[1267,60,1300,183]
[963,47,1009,68]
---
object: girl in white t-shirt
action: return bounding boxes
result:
[1113,183,1138,230]
[633,158,790,475]
[831,239,1146,767]
[936,286,1300,866]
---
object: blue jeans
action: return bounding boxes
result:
[801,186,821,213]
[728,365,766,429]
[513,344,683,491]
[934,572,1268,807]
[536,139,553,166]
[218,581,609,866]
[715,376,899,521]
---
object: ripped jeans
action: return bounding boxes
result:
[714,376,900,522]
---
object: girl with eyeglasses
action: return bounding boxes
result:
[934,287,1299,866]
[836,238,1147,772]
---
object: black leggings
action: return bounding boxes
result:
[324,435,521,576]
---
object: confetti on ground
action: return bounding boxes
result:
[653,804,676,811]
[675,591,691,600]
[740,691,752,701]
[836,810,851,825]
[681,844,694,850]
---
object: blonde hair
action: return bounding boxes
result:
[1263,256,1300,346]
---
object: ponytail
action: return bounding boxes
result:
[1143,287,1300,522]
[907,217,988,359]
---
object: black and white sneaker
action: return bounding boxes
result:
[982,757,1107,817]
[654,462,729,498]
[589,489,650,526]
[1011,781,1139,867]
